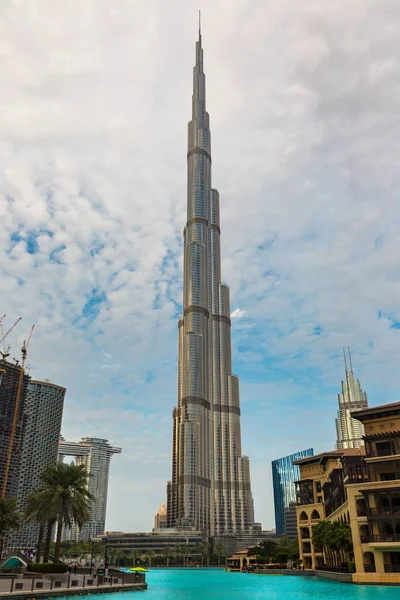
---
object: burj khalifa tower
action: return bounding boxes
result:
[167,24,255,536]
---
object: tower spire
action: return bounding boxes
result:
[199,10,201,38]
[348,347,353,374]
[343,347,348,374]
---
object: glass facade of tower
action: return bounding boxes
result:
[9,380,65,549]
[167,28,255,535]
[272,448,313,535]
[0,360,29,499]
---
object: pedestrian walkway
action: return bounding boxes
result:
[0,573,147,597]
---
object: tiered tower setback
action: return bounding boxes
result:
[167,26,254,535]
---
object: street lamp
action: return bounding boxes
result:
[102,536,108,574]
[90,539,95,576]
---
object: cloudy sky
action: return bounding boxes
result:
[1,0,400,532]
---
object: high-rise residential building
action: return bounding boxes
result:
[58,437,121,541]
[284,501,298,539]
[272,449,314,536]
[153,503,167,530]
[167,24,255,536]
[9,380,65,549]
[335,348,368,450]
[0,360,29,499]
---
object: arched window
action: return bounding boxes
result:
[311,509,320,520]
[299,511,308,521]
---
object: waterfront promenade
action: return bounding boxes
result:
[0,573,147,598]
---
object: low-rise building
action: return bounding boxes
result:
[347,402,400,584]
[96,529,203,555]
[295,401,400,585]
[295,449,362,570]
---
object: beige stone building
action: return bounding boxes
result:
[295,449,361,570]
[153,503,167,530]
[295,401,400,585]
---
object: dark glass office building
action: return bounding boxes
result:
[272,448,314,535]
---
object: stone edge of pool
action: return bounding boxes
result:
[251,569,400,586]
[0,582,147,600]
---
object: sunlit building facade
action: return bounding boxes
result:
[167,26,255,535]
[272,449,314,535]
[335,348,368,449]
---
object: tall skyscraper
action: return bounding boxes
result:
[58,437,121,541]
[167,24,255,536]
[272,448,314,536]
[9,379,65,549]
[335,348,368,449]
[0,360,29,499]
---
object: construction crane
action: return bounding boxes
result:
[0,317,22,360]
[2,325,34,499]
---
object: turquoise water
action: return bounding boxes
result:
[89,569,399,599]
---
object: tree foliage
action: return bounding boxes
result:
[0,498,22,559]
[312,520,353,568]
[248,537,299,564]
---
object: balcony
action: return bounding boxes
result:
[369,534,400,543]
[367,506,400,518]
[384,564,400,573]
[365,437,400,460]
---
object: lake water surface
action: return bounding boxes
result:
[94,569,399,600]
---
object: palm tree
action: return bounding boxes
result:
[130,549,141,567]
[312,520,353,569]
[39,462,93,562]
[163,546,172,567]
[146,549,155,568]
[0,498,22,560]
[25,489,54,563]
[214,542,226,567]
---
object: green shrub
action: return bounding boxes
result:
[348,561,356,574]
[28,563,69,574]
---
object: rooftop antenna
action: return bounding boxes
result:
[348,347,353,374]
[343,348,348,374]
[199,10,201,36]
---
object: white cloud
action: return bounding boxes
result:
[1,0,400,532]
[231,308,246,319]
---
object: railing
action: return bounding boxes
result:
[363,564,376,573]
[297,495,314,506]
[366,506,400,518]
[384,564,400,573]
[318,565,349,573]
[368,533,400,543]
[360,535,369,543]
[376,446,398,457]
[357,508,367,517]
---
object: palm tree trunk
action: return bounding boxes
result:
[36,525,44,563]
[43,518,55,562]
[54,518,63,562]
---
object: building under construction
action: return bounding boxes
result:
[0,359,29,498]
